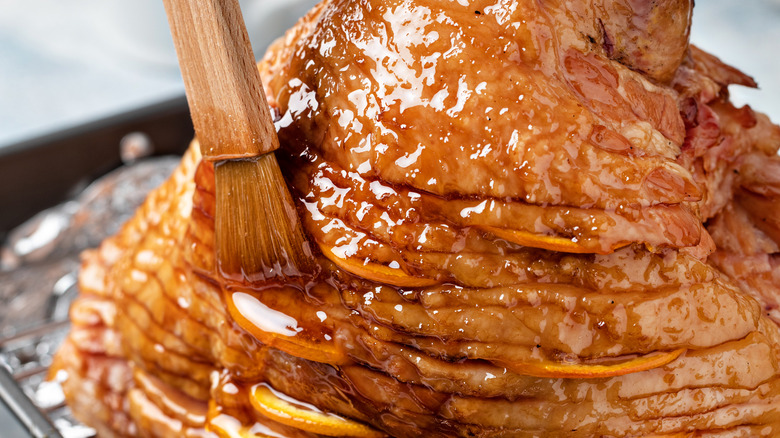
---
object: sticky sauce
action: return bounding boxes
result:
[77,0,780,437]
[223,284,346,365]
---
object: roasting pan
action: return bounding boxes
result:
[0,96,194,438]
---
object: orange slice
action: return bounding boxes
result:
[207,400,293,438]
[206,401,256,438]
[224,290,346,365]
[479,226,625,254]
[208,418,292,438]
[318,243,437,287]
[499,349,685,379]
[207,415,259,438]
[249,383,384,437]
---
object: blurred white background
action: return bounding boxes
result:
[0,0,319,148]
[690,1,780,127]
[0,0,778,149]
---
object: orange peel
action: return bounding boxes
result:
[479,225,626,254]
[249,383,384,437]
[318,242,438,287]
[499,349,685,379]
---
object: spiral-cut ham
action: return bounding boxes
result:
[53,0,780,436]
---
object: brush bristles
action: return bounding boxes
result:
[214,154,314,282]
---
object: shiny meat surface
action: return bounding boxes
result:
[269,0,694,209]
[53,0,780,437]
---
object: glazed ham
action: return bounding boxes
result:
[53,0,780,436]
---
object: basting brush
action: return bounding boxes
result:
[162,0,314,282]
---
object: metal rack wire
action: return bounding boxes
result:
[0,318,91,438]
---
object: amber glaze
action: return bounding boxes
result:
[52,0,780,437]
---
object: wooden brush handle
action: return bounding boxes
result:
[162,0,279,160]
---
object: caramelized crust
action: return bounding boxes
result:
[54,0,780,436]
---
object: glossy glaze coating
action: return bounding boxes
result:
[53,0,780,436]
[270,0,694,210]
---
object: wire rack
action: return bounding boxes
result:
[0,318,90,438]
[0,216,95,438]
